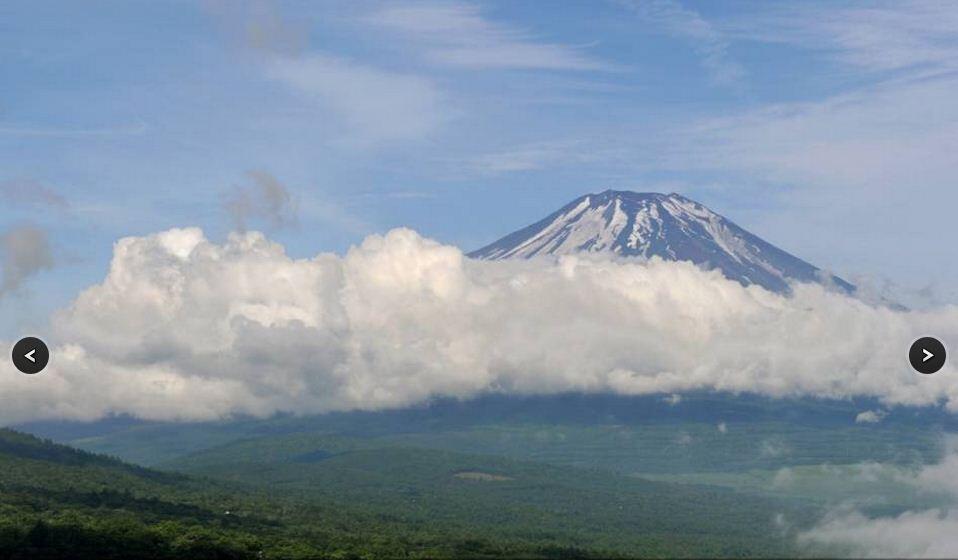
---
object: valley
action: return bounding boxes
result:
[8,393,953,558]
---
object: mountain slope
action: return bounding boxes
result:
[470,190,853,294]
[2,428,594,559]
[0,428,277,559]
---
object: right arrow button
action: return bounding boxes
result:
[910,337,946,374]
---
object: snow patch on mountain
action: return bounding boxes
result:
[470,190,853,295]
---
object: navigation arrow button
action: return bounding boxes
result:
[910,337,946,374]
[11,337,50,375]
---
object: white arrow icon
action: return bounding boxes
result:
[24,349,36,363]
[923,349,934,363]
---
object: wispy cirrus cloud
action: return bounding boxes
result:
[366,2,612,71]
[725,0,958,74]
[207,2,450,145]
[465,140,604,175]
[672,75,958,193]
[266,54,449,145]
[642,71,958,286]
[647,2,958,225]
[612,1,958,288]
[617,0,744,86]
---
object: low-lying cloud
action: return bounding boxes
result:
[0,227,956,424]
[800,438,958,558]
[855,409,888,424]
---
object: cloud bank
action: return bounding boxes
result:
[1,227,956,424]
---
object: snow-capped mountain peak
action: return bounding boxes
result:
[469,190,853,295]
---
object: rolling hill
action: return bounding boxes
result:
[0,425,826,558]
[0,428,616,558]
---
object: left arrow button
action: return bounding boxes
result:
[11,337,49,374]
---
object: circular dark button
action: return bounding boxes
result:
[909,337,946,375]
[11,337,49,375]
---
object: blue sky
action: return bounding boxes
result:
[2,0,958,336]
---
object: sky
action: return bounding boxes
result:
[3,0,958,336]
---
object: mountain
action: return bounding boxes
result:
[470,190,853,295]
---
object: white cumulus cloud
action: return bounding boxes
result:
[0,227,956,424]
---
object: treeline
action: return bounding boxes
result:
[0,512,598,560]
[0,516,263,560]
